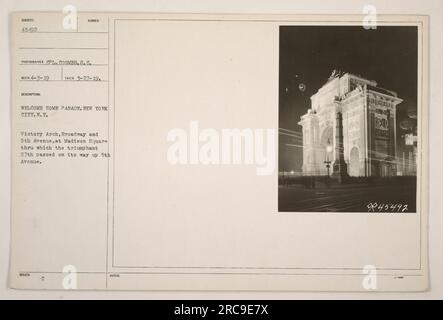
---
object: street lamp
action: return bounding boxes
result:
[324,139,333,187]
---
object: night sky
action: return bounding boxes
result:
[278,26,418,173]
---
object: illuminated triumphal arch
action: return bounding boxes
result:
[298,71,403,178]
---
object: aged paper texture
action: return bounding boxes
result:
[9,12,429,291]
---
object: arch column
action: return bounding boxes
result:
[332,109,349,183]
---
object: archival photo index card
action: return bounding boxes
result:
[9,12,429,291]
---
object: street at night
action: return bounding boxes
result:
[278,178,417,213]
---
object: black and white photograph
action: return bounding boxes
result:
[278,26,419,213]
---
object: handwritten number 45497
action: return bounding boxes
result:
[367,203,409,213]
